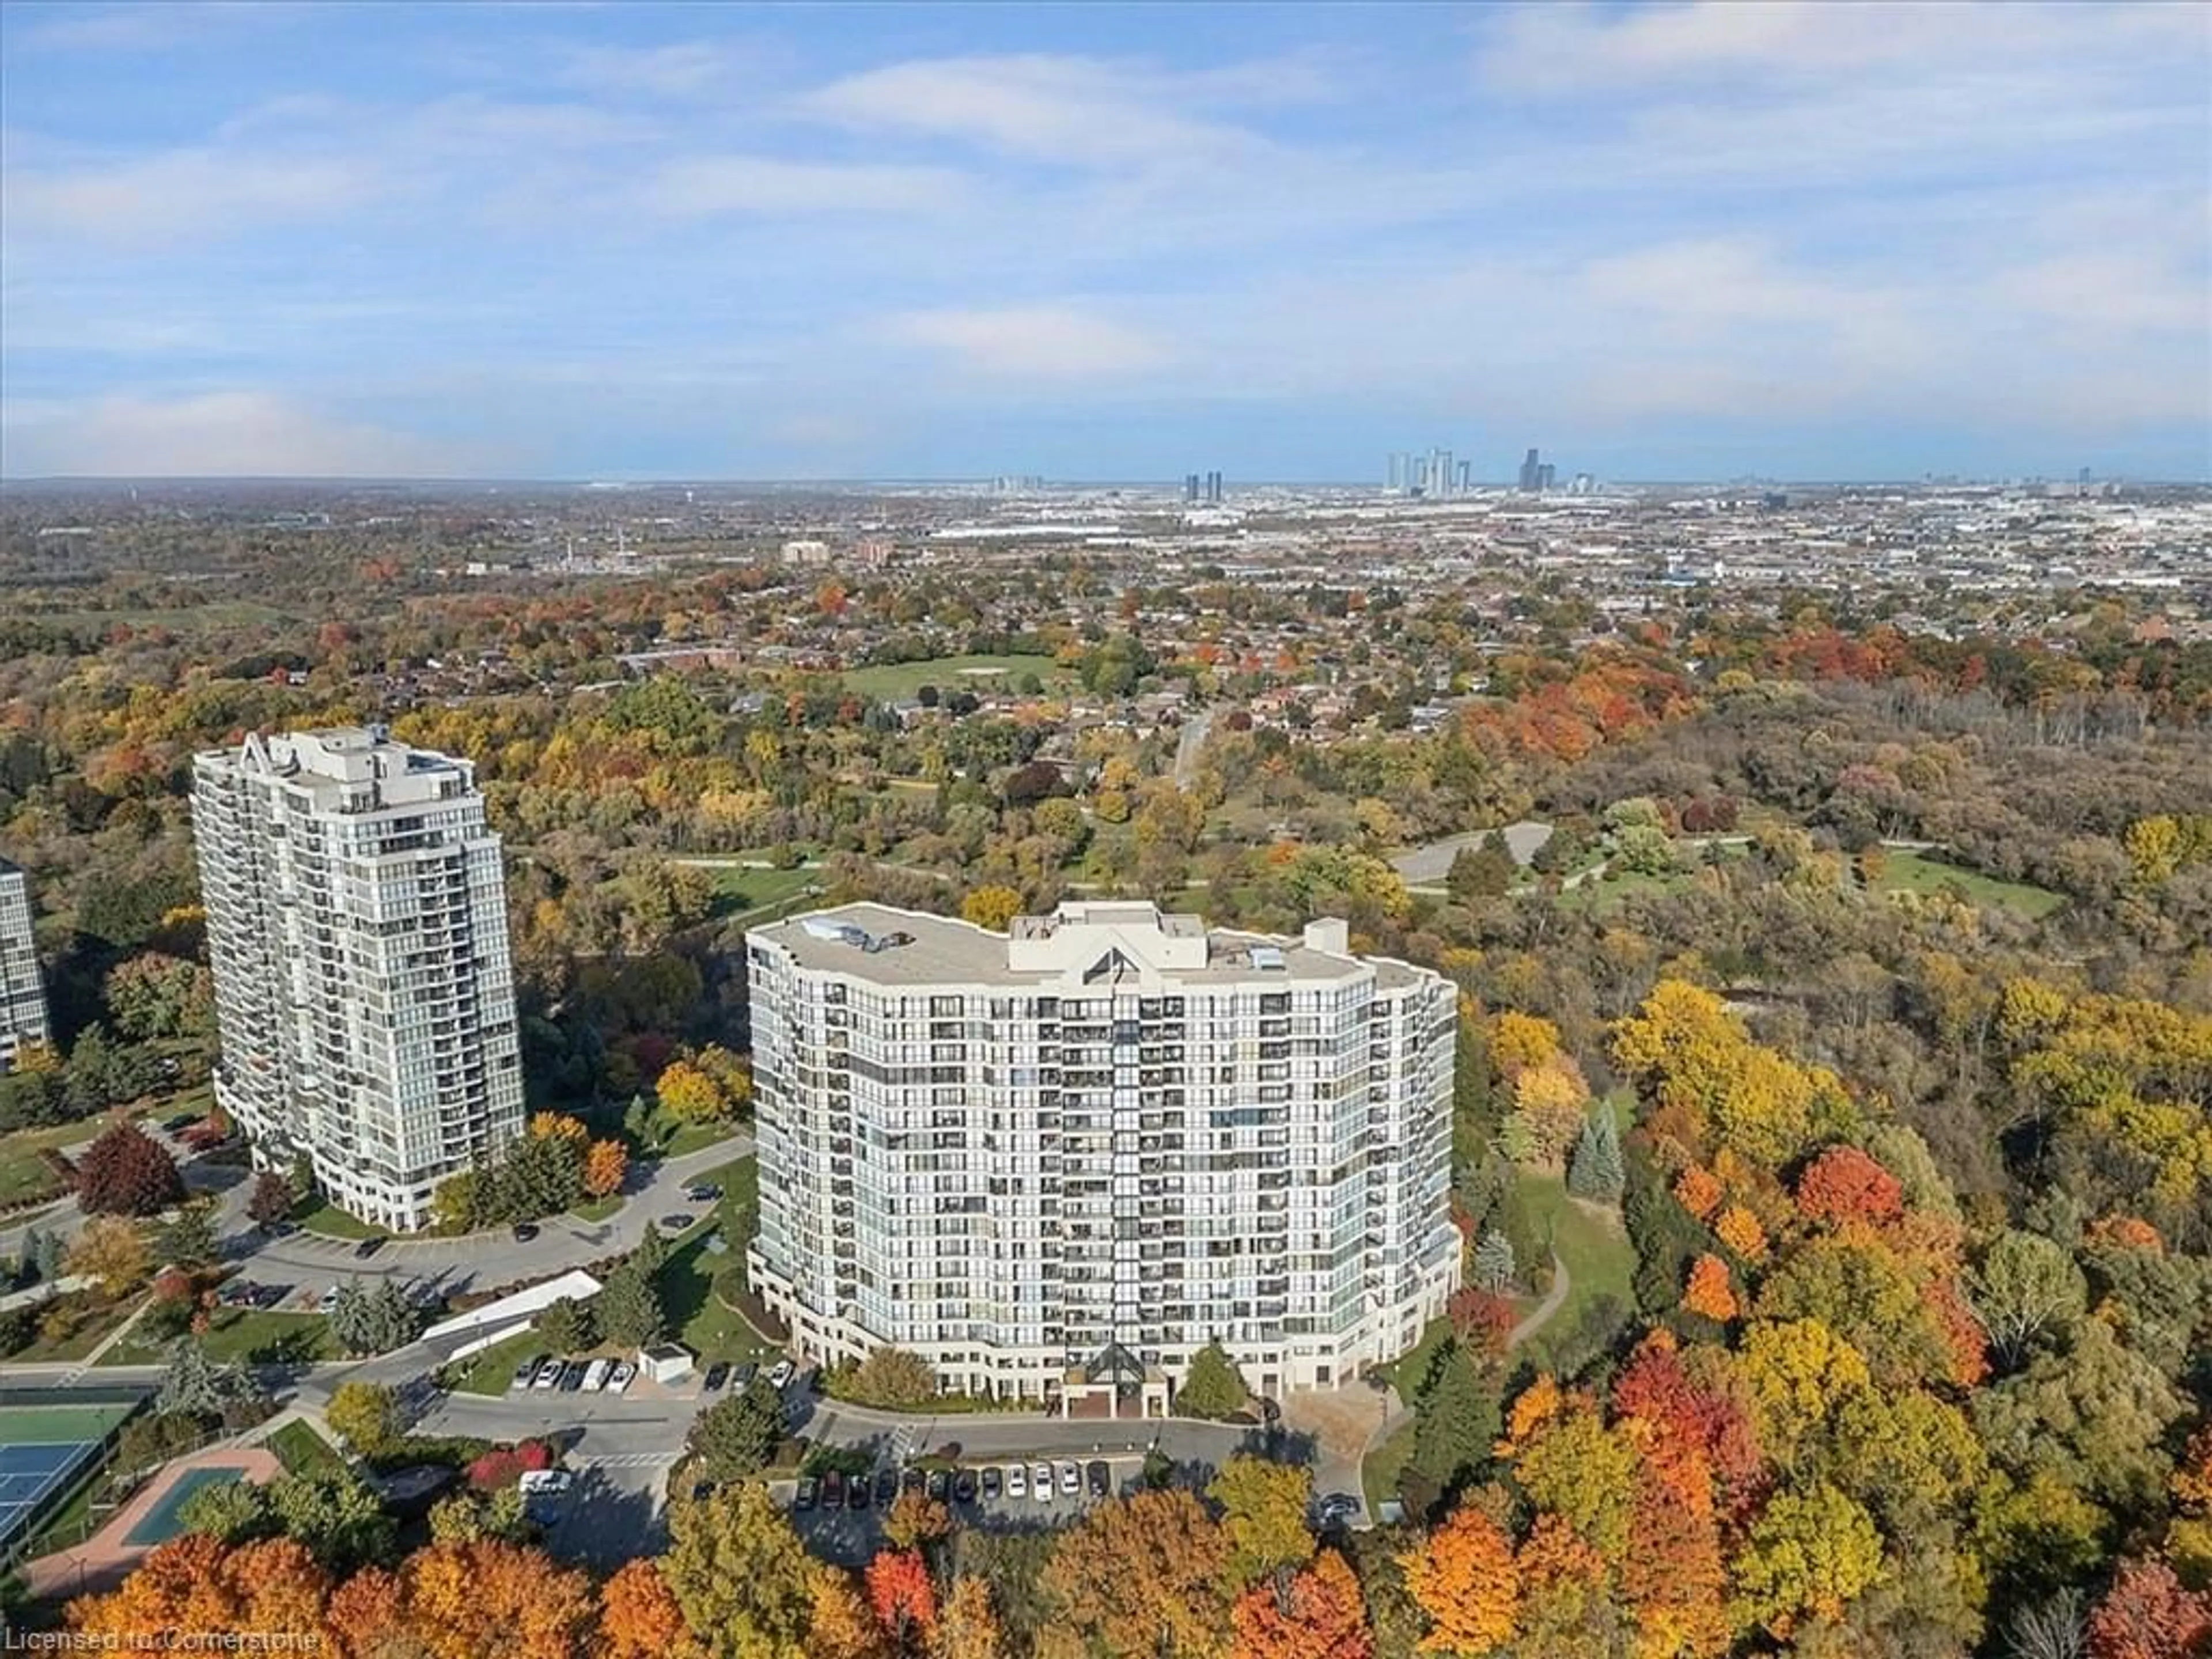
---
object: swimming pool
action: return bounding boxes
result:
[124,1465,252,1547]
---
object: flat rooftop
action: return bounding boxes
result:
[753,901,1422,990]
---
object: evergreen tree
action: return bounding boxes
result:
[156,1337,260,1419]
[597,1259,666,1349]
[1175,1339,1252,1419]
[1472,1231,1517,1293]
[1567,1111,1625,1202]
[687,1377,786,1481]
[1405,1342,1500,1512]
[31,1228,62,1283]
[536,1296,594,1353]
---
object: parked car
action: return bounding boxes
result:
[846,1475,869,1510]
[794,1477,819,1511]
[767,1359,795,1391]
[353,1238,384,1259]
[874,1469,898,1506]
[512,1354,547,1391]
[1315,1493,1361,1528]
[821,1471,846,1506]
[658,1213,691,1232]
[980,1466,1002,1501]
[901,1467,926,1497]
[316,1286,341,1314]
[251,1283,289,1308]
[683,1184,722,1203]
[1031,1463,1054,1502]
[404,1279,444,1309]
[1006,1464,1027,1501]
[557,1361,586,1392]
[581,1358,613,1392]
[1086,1461,1111,1497]
[217,1280,256,1308]
[731,1362,757,1389]
[1057,1462,1080,1497]
[926,1468,949,1502]
[952,1469,977,1504]
[531,1358,564,1390]
[607,1361,636,1393]
[511,1222,539,1242]
[702,1362,731,1392]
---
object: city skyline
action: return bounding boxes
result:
[3,1,2207,483]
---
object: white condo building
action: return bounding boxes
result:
[0,861,50,1069]
[191,728,524,1231]
[745,902,1458,1407]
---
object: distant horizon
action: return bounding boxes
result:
[3,2,2205,482]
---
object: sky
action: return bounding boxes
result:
[1,0,2207,483]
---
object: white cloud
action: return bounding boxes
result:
[643,154,969,217]
[890,306,1171,379]
[800,54,1269,172]
[2,146,379,247]
[16,1,298,54]
[556,40,750,100]
[2,392,468,477]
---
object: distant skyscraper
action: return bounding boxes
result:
[1457,461,1472,493]
[1185,474,1201,503]
[1518,448,1541,492]
[1386,453,1404,493]
[1205,470,1224,503]
[192,727,524,1230]
[1538,463,1555,492]
[0,861,49,1070]
[1427,448,1455,499]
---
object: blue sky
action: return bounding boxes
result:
[2,1,2207,481]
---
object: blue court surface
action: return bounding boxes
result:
[0,1402,132,1549]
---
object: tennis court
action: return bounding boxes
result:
[0,1401,135,1549]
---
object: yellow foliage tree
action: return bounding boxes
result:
[1714,1205,1768,1262]
[657,1059,725,1123]
[584,1140,628,1199]
[529,1112,588,1144]
[1509,1060,1591,1167]
[960,885,1025,933]
[1402,1503,1520,1656]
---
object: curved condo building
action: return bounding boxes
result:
[745,901,1457,1407]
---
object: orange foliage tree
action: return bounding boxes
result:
[584,1139,628,1199]
[1794,1146,1905,1228]
[1682,1254,1738,1323]
[599,1558,703,1659]
[2086,1558,2211,1659]
[866,1550,938,1650]
[1402,1503,1520,1656]
[1229,1549,1373,1659]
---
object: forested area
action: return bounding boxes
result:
[3,522,2209,1653]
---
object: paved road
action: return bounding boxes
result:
[1390,821,1555,886]
[1173,708,1218,789]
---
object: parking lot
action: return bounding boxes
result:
[775,1452,1149,1564]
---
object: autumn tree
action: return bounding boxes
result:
[67,1215,153,1300]
[2086,1557,2211,1659]
[959,885,1025,933]
[657,1058,727,1123]
[1038,1488,1230,1659]
[584,1139,628,1199]
[1681,1254,1738,1323]
[600,1557,706,1659]
[74,1122,184,1216]
[325,1382,401,1456]
[247,1169,294,1229]
[812,1567,888,1659]
[849,1344,937,1410]
[396,1539,599,1658]
[1794,1145,1905,1229]
[868,1550,938,1650]
[882,1490,953,1553]
[933,1576,1005,1659]
[661,1483,821,1659]
[1208,1455,1316,1593]
[1402,1502,1518,1656]
[1230,1548,1373,1659]
[1732,1482,1883,1639]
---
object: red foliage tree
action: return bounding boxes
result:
[2087,1558,2211,1659]
[74,1122,184,1217]
[865,1548,937,1647]
[1794,1145,1904,1229]
[1447,1289,1518,1357]
[1230,1548,1373,1659]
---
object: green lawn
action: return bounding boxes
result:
[662,1154,777,1363]
[1874,849,2065,919]
[571,1194,625,1223]
[840,653,1062,701]
[267,1418,343,1476]
[9,1296,142,1362]
[0,1118,104,1205]
[659,1120,744,1160]
[199,1309,336,1365]
[450,1328,545,1397]
[1362,1421,1415,1520]
[291,1199,391,1241]
[1512,1172,1638,1372]
[702,863,821,917]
